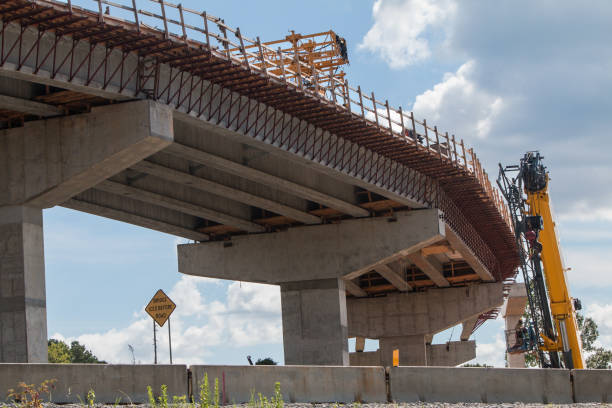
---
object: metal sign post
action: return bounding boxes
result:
[153,320,158,364]
[146,289,177,364]
[168,317,173,364]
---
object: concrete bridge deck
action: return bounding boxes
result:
[0,0,519,365]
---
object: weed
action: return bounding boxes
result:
[113,396,123,408]
[158,384,168,408]
[7,379,56,408]
[172,394,188,408]
[213,378,219,408]
[199,373,210,408]
[86,388,96,407]
[147,385,157,408]
[271,382,283,408]
[248,389,256,408]
[117,390,134,406]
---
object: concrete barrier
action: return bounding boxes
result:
[190,365,387,403]
[572,369,612,402]
[389,366,572,403]
[0,364,188,404]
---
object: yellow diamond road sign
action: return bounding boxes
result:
[146,289,176,327]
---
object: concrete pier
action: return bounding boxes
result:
[347,283,502,366]
[178,209,502,366]
[0,100,173,362]
[179,210,446,365]
[0,206,47,362]
[280,279,349,365]
[503,283,528,367]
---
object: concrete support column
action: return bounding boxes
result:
[503,283,527,368]
[505,314,526,368]
[380,335,427,366]
[280,278,348,366]
[0,206,47,362]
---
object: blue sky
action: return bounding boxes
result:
[44,0,612,367]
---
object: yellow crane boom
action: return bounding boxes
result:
[498,152,584,369]
[524,156,584,368]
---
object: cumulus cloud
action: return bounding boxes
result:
[51,277,282,364]
[470,330,506,367]
[359,0,457,68]
[562,246,612,289]
[412,60,504,139]
[586,303,612,350]
[361,1,612,217]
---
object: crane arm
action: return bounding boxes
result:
[522,153,584,369]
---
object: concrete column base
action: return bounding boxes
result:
[0,206,47,362]
[280,278,349,366]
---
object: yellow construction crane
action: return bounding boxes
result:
[499,152,584,369]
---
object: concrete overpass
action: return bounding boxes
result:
[0,0,519,365]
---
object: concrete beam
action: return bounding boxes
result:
[0,95,63,117]
[349,340,477,367]
[63,199,208,242]
[445,225,494,282]
[344,279,367,298]
[421,244,452,256]
[174,112,427,211]
[375,261,412,292]
[380,335,427,366]
[406,251,450,287]
[131,160,320,225]
[165,143,369,218]
[0,100,173,208]
[95,180,264,233]
[460,317,478,341]
[178,209,445,284]
[427,341,476,366]
[347,283,504,338]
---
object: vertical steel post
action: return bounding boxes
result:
[132,0,139,31]
[168,318,173,364]
[153,319,158,364]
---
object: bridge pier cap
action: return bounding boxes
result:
[177,208,444,283]
[178,209,445,366]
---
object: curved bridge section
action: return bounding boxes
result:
[0,0,519,365]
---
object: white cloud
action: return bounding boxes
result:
[558,201,612,222]
[563,247,612,289]
[586,303,612,350]
[51,277,282,364]
[412,60,504,139]
[226,281,280,314]
[359,0,456,68]
[470,332,506,368]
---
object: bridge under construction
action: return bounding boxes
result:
[0,0,520,366]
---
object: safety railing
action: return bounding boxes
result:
[41,0,512,229]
